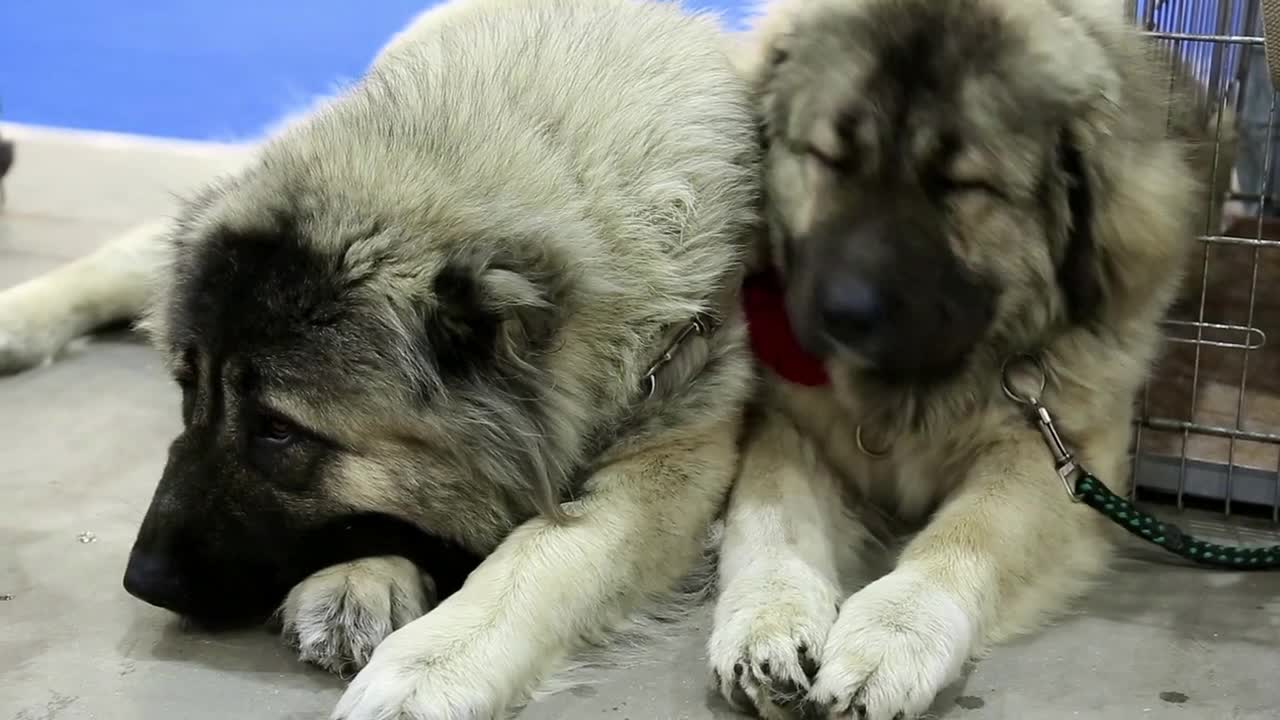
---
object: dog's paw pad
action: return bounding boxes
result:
[807,572,971,720]
[710,576,837,719]
[714,643,826,718]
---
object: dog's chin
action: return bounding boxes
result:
[125,513,484,636]
[826,339,976,388]
[187,576,294,631]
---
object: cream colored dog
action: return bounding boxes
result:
[710,1,1209,718]
[0,2,1222,719]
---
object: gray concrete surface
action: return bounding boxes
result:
[2,125,1279,720]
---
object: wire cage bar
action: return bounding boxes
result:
[1126,0,1280,526]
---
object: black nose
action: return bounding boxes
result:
[818,278,885,344]
[123,551,188,612]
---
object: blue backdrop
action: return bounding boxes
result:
[0,1,753,141]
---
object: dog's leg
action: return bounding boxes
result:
[332,417,740,720]
[809,435,1114,720]
[280,556,435,677]
[710,411,872,720]
[0,219,170,374]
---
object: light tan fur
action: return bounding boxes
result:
[0,1,1235,718]
[709,1,1212,718]
[165,0,761,713]
[2,2,761,718]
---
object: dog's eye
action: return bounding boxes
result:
[806,146,858,175]
[767,45,789,67]
[175,347,198,387]
[786,138,851,172]
[175,373,196,426]
[940,177,1006,199]
[173,362,196,390]
[257,417,298,446]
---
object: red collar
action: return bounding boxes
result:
[741,270,830,386]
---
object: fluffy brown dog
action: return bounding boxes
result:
[710,1,1212,718]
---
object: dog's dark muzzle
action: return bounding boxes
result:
[786,202,996,382]
[123,474,485,627]
[122,549,188,613]
[123,495,289,626]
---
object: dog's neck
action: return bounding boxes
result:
[741,269,830,387]
[641,276,744,400]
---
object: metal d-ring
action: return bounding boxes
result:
[1000,353,1047,406]
[855,425,891,458]
[1000,353,1084,503]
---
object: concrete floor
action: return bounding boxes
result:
[2,125,1279,720]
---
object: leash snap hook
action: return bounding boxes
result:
[1001,354,1083,502]
[1032,403,1084,503]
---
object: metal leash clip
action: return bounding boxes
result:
[641,312,715,400]
[1001,354,1084,502]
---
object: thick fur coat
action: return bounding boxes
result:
[0,1,1224,719]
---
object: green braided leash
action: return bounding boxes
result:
[1002,355,1280,571]
[1073,472,1280,570]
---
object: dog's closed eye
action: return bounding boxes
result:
[806,144,851,171]
[257,416,299,446]
[938,176,1008,200]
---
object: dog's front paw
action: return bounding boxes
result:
[0,287,61,375]
[809,571,972,720]
[710,560,840,719]
[330,614,511,720]
[280,556,434,677]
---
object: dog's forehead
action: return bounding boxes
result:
[176,218,346,341]
[164,213,400,389]
[778,0,1032,160]
[787,1,1011,87]
[858,5,1018,122]
[165,201,502,410]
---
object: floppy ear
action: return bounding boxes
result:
[1054,128,1104,326]
[476,263,559,356]
[423,261,557,379]
[1022,8,1123,115]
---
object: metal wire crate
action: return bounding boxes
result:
[1126,0,1280,527]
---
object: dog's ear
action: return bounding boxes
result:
[1055,128,1104,326]
[423,261,557,380]
[1021,9,1122,118]
[475,263,559,356]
